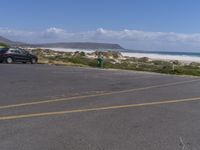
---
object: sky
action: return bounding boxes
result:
[1,0,200,52]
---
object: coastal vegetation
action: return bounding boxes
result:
[0,43,10,48]
[29,48,200,76]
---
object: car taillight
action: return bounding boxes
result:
[3,51,9,55]
[2,53,8,56]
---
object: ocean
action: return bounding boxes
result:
[122,50,200,63]
[125,50,200,57]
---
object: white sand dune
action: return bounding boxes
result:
[38,47,200,63]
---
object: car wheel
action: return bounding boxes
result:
[6,57,13,64]
[31,58,37,64]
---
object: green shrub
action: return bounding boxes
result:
[0,43,10,48]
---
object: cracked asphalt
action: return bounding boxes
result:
[0,64,200,150]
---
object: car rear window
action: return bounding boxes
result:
[0,48,9,52]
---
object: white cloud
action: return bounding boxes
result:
[1,27,200,51]
[42,27,66,39]
[45,27,65,34]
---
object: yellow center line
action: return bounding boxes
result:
[0,79,199,110]
[1,96,200,121]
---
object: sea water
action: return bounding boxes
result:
[122,50,200,63]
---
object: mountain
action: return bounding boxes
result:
[0,36,14,44]
[0,36,24,45]
[29,42,123,50]
[0,36,124,50]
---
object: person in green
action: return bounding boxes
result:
[97,53,104,68]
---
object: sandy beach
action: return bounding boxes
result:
[41,47,200,63]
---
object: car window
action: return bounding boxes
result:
[7,49,15,53]
[10,49,23,54]
[14,50,21,54]
[21,49,28,54]
[0,48,9,52]
[9,50,15,53]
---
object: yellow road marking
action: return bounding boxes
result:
[1,96,200,121]
[0,79,199,110]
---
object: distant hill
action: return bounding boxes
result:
[0,36,24,46]
[0,36,15,44]
[30,42,123,49]
[0,36,124,50]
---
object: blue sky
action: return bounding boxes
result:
[1,0,200,51]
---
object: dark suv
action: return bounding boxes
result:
[0,48,38,64]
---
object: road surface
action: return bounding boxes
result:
[0,64,200,150]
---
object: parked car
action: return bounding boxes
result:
[0,48,38,64]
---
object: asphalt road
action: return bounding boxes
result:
[1,64,200,150]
